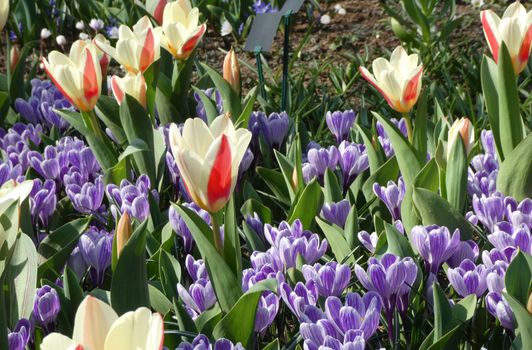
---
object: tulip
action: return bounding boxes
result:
[161,0,207,60]
[9,45,20,72]
[111,73,147,107]
[359,46,423,114]
[116,211,132,257]
[481,1,532,74]
[96,16,162,75]
[0,180,33,216]
[0,0,8,32]
[447,117,474,159]
[146,0,167,25]
[41,295,164,350]
[223,49,240,95]
[41,40,102,112]
[93,34,111,76]
[168,113,252,214]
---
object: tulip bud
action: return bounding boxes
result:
[111,73,147,108]
[9,45,20,72]
[0,0,8,32]
[291,167,299,190]
[116,211,132,257]
[223,49,240,95]
[527,291,532,314]
[447,117,475,159]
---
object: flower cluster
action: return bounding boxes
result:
[177,255,217,319]
[106,175,156,222]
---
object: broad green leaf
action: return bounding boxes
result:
[95,96,127,145]
[288,179,323,229]
[274,150,296,201]
[256,167,291,205]
[148,284,173,315]
[62,267,84,323]
[377,222,415,258]
[223,198,242,281]
[323,169,342,203]
[504,251,531,305]
[200,62,242,118]
[504,293,532,350]
[356,124,385,173]
[316,217,354,264]
[193,87,220,124]
[235,87,258,128]
[414,158,439,192]
[413,89,428,164]
[496,133,532,201]
[118,138,150,162]
[445,137,468,213]
[159,251,181,299]
[480,56,503,159]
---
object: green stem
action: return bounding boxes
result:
[210,213,223,255]
[82,110,105,139]
[402,112,413,143]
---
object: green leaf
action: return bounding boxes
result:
[376,222,415,258]
[0,92,10,125]
[480,56,503,159]
[323,169,342,203]
[413,89,428,164]
[95,96,127,145]
[316,217,354,264]
[497,43,524,159]
[445,137,468,213]
[111,221,150,315]
[288,179,323,229]
[200,62,242,118]
[212,279,277,348]
[37,218,90,281]
[193,87,220,124]
[62,267,84,323]
[496,133,532,201]
[235,87,258,128]
[256,167,290,205]
[504,251,531,305]
[171,58,195,121]
[413,158,439,192]
[343,205,359,250]
[362,156,400,204]
[103,158,128,185]
[148,284,173,315]
[357,124,385,173]
[118,138,150,162]
[412,187,472,240]
[263,338,280,350]
[274,150,296,201]
[159,251,181,299]
[504,293,532,350]
[174,299,198,334]
[433,283,454,341]
[223,198,242,281]
[9,40,39,102]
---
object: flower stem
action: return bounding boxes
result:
[402,112,413,143]
[210,213,223,255]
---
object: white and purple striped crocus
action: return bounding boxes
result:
[321,199,351,228]
[468,132,498,198]
[177,255,217,319]
[30,179,57,227]
[33,285,60,334]
[447,259,488,298]
[488,221,531,255]
[106,174,154,222]
[358,230,378,253]
[411,225,461,274]
[376,118,408,158]
[255,292,279,333]
[472,193,505,232]
[65,175,105,214]
[486,292,515,330]
[177,334,245,350]
[248,111,290,150]
[194,88,223,122]
[447,240,479,268]
[305,145,340,183]
[7,319,31,350]
[373,177,405,221]
[78,226,113,286]
[338,141,368,189]
[302,261,351,297]
[279,281,319,320]
[326,109,356,144]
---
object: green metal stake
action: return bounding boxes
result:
[281,11,292,112]
[255,47,267,100]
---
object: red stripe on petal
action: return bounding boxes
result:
[518,25,532,64]
[207,134,232,211]
[140,28,155,72]
[82,49,100,109]
[111,76,124,105]
[482,11,500,63]
[359,66,396,110]
[181,25,206,57]
[402,66,423,104]
[154,0,166,25]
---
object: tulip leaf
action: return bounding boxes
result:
[375,222,415,258]
[174,204,242,312]
[264,338,280,350]
[193,87,220,124]
[323,168,342,203]
[223,197,242,282]
[159,251,182,299]
[118,138,150,161]
[503,292,532,350]
[496,133,532,201]
[480,56,503,159]
[195,305,222,336]
[9,40,39,102]
[111,220,150,315]
[413,89,428,164]
[372,112,421,186]
[148,284,173,315]
[200,62,242,118]
[173,298,198,335]
[235,87,258,129]
[316,217,354,264]
[212,279,277,348]
[37,218,91,281]
[5,233,37,327]
[412,187,472,240]
[275,150,297,201]
[401,187,421,237]
[343,205,359,250]
[288,179,323,229]
[156,75,181,125]
[445,137,467,213]
[504,251,531,306]
[356,124,386,173]
[497,43,524,159]
[171,57,195,121]
[95,95,127,145]
[256,167,291,205]
[413,158,439,193]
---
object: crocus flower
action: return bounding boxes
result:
[473,193,505,232]
[33,285,61,333]
[111,72,147,107]
[177,334,245,350]
[168,114,252,213]
[488,221,531,254]
[248,111,290,150]
[42,40,102,112]
[89,18,105,31]
[78,227,113,286]
[447,240,479,268]
[255,292,279,333]
[245,212,265,242]
[66,175,105,214]
[411,225,461,274]
[447,117,475,159]
[481,1,532,74]
[177,256,216,319]
[373,177,405,221]
[30,179,57,227]
[106,175,154,221]
[8,319,31,350]
[486,292,515,330]
[321,199,351,228]
[161,0,207,60]
[358,230,378,253]
[307,146,339,176]
[447,259,489,297]
[41,296,164,350]
[280,281,319,320]
[96,16,162,74]
[0,0,8,31]
[194,88,223,122]
[359,46,423,113]
[223,48,240,95]
[338,141,368,188]
[326,110,356,144]
[253,0,278,14]
[302,261,351,297]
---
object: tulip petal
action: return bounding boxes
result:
[41,333,81,350]
[181,24,206,57]
[482,10,501,62]
[207,134,232,212]
[402,65,423,107]
[72,296,118,350]
[359,66,395,109]
[82,48,100,111]
[104,307,164,350]
[140,28,155,72]
[111,76,125,105]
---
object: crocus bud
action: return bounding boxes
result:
[0,0,8,32]
[223,48,240,95]
[10,45,20,72]
[147,0,167,25]
[111,72,147,107]
[116,211,132,257]
[447,117,475,159]
[41,40,102,112]
[359,46,423,113]
[33,285,61,333]
[481,1,532,74]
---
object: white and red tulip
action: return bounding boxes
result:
[42,40,102,112]
[111,72,147,107]
[447,117,475,159]
[359,46,423,114]
[41,296,164,350]
[92,34,111,76]
[0,180,34,250]
[96,16,162,75]
[146,0,167,25]
[161,0,207,60]
[168,113,252,213]
[223,49,241,95]
[481,1,532,75]
[0,0,8,32]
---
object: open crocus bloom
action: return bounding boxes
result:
[161,0,207,60]
[168,113,252,213]
[481,1,532,74]
[111,72,147,107]
[41,296,164,350]
[96,16,162,75]
[42,40,102,112]
[359,46,423,113]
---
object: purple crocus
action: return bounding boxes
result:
[447,240,479,268]
[78,227,113,286]
[30,179,57,227]
[373,177,405,221]
[28,146,64,181]
[326,110,356,144]
[338,141,368,189]
[280,281,319,320]
[106,175,154,222]
[67,246,88,280]
[255,292,279,333]
[66,175,105,214]
[488,222,531,255]
[302,163,318,184]
[243,253,284,291]
[302,262,351,297]
[0,160,23,185]
[194,88,223,122]
[169,203,211,253]
[447,259,488,297]
[177,334,245,350]
[321,200,351,228]
[33,285,60,334]
[252,0,278,14]
[185,255,209,282]
[248,111,290,150]
[486,292,515,330]
[245,212,265,243]
[177,256,216,319]
[8,319,31,350]
[307,146,339,177]
[358,230,378,253]
[472,193,505,232]
[0,123,42,150]
[376,118,408,157]
[411,225,461,274]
